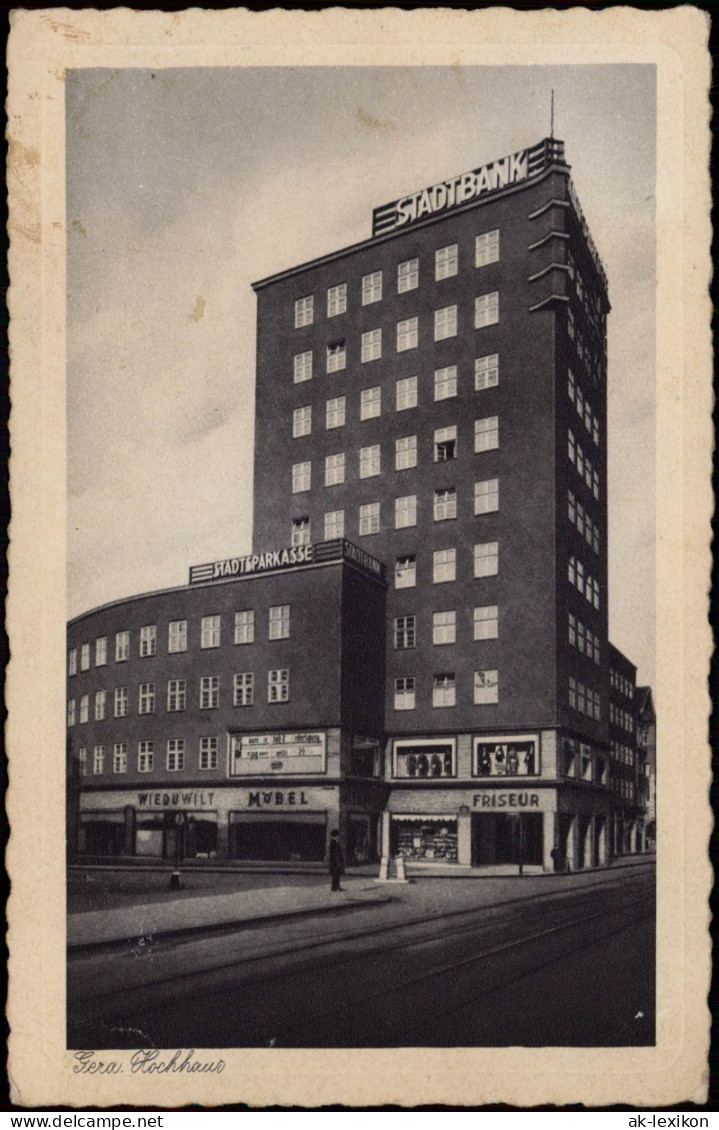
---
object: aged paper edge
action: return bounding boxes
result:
[6,5,713,1110]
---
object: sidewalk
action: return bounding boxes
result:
[67,877,391,951]
[67,853,653,951]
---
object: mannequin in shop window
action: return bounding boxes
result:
[417,753,429,777]
[443,751,453,776]
[406,753,417,777]
[430,753,442,777]
[507,746,519,775]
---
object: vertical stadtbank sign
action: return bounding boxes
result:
[372,145,534,237]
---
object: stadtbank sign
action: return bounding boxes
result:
[372,148,529,236]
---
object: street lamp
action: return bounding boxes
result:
[168,812,185,890]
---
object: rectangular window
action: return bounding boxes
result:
[568,613,576,648]
[433,547,456,584]
[115,631,129,662]
[362,270,382,305]
[394,494,417,529]
[475,416,499,452]
[93,745,105,775]
[327,340,346,373]
[140,625,157,657]
[475,353,499,390]
[291,516,310,546]
[293,350,313,384]
[234,610,254,645]
[139,682,155,715]
[199,737,218,771]
[568,490,576,525]
[433,487,457,521]
[233,672,254,707]
[201,615,221,649]
[569,677,577,710]
[268,669,289,703]
[395,555,416,589]
[396,375,418,411]
[398,257,418,293]
[474,291,499,329]
[394,676,416,711]
[80,643,90,671]
[326,396,345,429]
[78,748,88,776]
[79,694,89,723]
[324,509,345,540]
[325,452,345,487]
[567,306,575,340]
[168,620,187,653]
[568,369,576,403]
[295,295,313,328]
[434,304,457,341]
[577,682,586,715]
[167,739,185,772]
[292,405,312,438]
[167,679,186,712]
[292,461,311,493]
[327,283,347,318]
[67,699,75,727]
[68,648,77,677]
[473,477,499,516]
[474,605,498,640]
[475,229,499,267]
[593,470,600,500]
[359,444,381,479]
[397,316,418,352]
[114,686,128,717]
[94,690,106,721]
[113,742,127,774]
[138,741,154,773]
[435,243,458,280]
[361,329,382,363]
[433,610,456,645]
[395,435,417,471]
[359,502,380,536]
[474,669,499,704]
[577,620,586,653]
[269,605,290,640]
[433,674,456,708]
[360,385,381,419]
[434,365,457,401]
[474,541,499,577]
[394,615,416,650]
[95,637,107,667]
[434,425,457,462]
[200,675,220,709]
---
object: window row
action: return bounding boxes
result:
[568,491,600,555]
[567,306,604,387]
[568,556,600,610]
[610,703,634,733]
[568,676,602,720]
[611,740,636,767]
[293,292,499,367]
[568,369,600,446]
[393,670,499,711]
[568,614,601,666]
[293,233,500,327]
[77,736,221,776]
[393,605,499,649]
[70,608,292,673]
[68,670,291,724]
[293,487,500,539]
[568,430,600,500]
[610,669,635,699]
[294,359,500,410]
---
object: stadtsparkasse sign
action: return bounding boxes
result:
[372,147,529,236]
[189,539,385,585]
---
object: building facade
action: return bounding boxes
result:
[67,135,650,871]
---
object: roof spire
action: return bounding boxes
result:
[550,89,555,139]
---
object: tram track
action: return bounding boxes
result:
[261,890,654,1046]
[69,866,654,1005]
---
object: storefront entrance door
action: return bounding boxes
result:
[471,813,543,866]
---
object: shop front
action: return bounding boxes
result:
[228,810,326,861]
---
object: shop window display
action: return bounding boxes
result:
[474,739,538,777]
[395,742,454,778]
[392,818,458,863]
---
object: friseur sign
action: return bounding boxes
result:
[372,147,529,236]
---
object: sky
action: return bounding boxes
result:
[66,64,656,685]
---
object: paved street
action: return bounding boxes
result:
[68,860,654,1048]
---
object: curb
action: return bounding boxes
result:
[67,892,394,955]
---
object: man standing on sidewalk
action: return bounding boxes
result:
[328,829,345,891]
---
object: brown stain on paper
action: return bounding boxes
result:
[189,296,206,323]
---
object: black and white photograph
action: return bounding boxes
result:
[6,6,711,1110]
